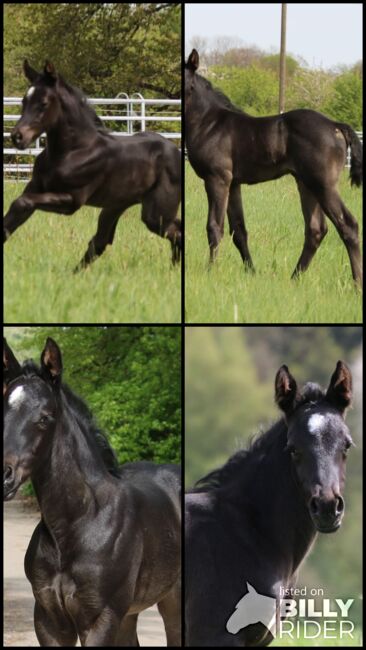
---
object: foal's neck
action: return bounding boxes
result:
[33,402,116,540]
[46,103,97,154]
[225,426,316,578]
[252,433,316,574]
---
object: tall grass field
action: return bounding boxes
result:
[185,163,362,323]
[4,183,181,323]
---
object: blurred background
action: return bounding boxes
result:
[185,326,362,631]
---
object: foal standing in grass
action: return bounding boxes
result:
[185,49,362,286]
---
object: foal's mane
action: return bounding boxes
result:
[189,382,325,493]
[47,74,108,133]
[21,360,119,476]
[194,71,245,115]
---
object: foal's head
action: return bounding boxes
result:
[3,337,62,501]
[275,362,353,533]
[11,60,102,150]
[11,61,63,149]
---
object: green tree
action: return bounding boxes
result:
[209,65,278,115]
[324,70,362,129]
[4,3,181,97]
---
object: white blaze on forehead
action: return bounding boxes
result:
[26,86,35,98]
[308,413,327,434]
[8,385,26,408]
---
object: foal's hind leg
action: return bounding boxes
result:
[292,180,328,278]
[227,182,255,271]
[317,186,362,286]
[157,579,182,646]
[74,206,123,272]
[141,187,181,264]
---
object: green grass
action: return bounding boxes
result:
[4,183,181,323]
[185,163,362,323]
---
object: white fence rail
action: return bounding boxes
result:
[4,95,181,178]
[347,131,362,168]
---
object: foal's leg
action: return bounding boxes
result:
[157,579,182,647]
[115,614,140,647]
[292,180,328,277]
[4,189,84,242]
[74,206,123,272]
[165,218,182,264]
[141,186,181,264]
[80,607,122,646]
[227,182,255,271]
[204,174,231,262]
[34,601,77,646]
[317,186,362,286]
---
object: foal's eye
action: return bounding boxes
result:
[38,415,50,427]
[343,440,352,456]
[287,446,301,462]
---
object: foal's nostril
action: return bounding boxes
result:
[310,495,344,522]
[12,131,23,145]
[335,496,344,516]
[4,465,14,483]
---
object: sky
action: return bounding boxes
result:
[185,3,363,69]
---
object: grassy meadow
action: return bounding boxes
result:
[185,163,362,323]
[4,183,181,323]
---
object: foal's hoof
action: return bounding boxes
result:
[73,262,85,274]
[244,262,255,274]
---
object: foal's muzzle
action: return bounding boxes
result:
[3,465,21,501]
[309,495,344,533]
[11,126,37,150]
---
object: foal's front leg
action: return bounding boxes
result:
[80,606,126,647]
[204,174,231,263]
[4,190,81,241]
[34,601,78,646]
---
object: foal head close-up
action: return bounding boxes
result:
[3,338,62,501]
[275,362,353,533]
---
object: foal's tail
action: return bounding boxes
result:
[336,123,363,187]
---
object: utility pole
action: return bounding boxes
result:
[279,3,287,113]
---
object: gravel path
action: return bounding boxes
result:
[4,498,166,646]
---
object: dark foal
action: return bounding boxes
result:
[4,338,181,646]
[4,61,181,271]
[185,49,362,286]
[185,362,353,646]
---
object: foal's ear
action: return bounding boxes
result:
[43,61,57,83]
[41,338,63,384]
[3,338,22,394]
[23,60,40,84]
[275,365,300,416]
[326,361,352,415]
[187,49,199,71]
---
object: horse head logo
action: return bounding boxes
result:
[226,583,277,636]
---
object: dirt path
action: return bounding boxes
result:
[4,498,166,646]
